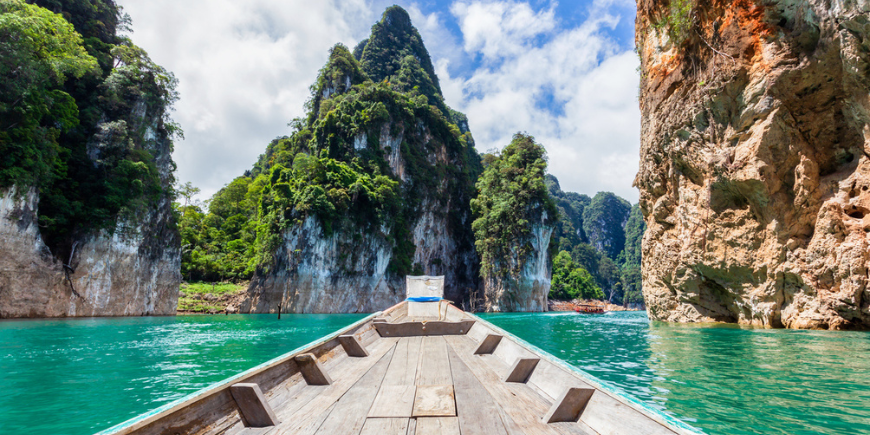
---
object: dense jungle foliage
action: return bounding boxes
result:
[0,0,179,257]
[173,4,644,305]
[177,7,480,283]
[471,133,557,280]
[547,176,645,305]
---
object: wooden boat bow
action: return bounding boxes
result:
[96,277,703,435]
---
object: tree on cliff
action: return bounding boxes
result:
[471,133,557,281]
[0,0,181,258]
[549,251,602,300]
[177,6,482,302]
[0,0,98,189]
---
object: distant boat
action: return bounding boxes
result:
[97,276,700,435]
[575,304,606,314]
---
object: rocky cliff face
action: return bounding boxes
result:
[635,0,870,329]
[238,7,481,313]
[0,109,180,318]
[483,219,554,312]
[243,120,479,313]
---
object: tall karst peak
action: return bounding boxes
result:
[355,5,446,115]
[308,43,368,120]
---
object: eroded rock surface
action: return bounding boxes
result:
[635,0,870,328]
[483,220,554,312]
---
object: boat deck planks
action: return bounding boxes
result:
[101,300,699,435]
[358,418,409,435]
[415,336,452,386]
[413,417,460,435]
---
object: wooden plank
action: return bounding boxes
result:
[527,360,593,403]
[383,336,422,386]
[359,418,409,435]
[375,320,475,337]
[474,334,503,355]
[504,358,540,383]
[414,417,460,435]
[416,336,452,386]
[313,344,396,435]
[579,389,675,435]
[230,383,279,427]
[270,339,397,434]
[369,385,416,417]
[294,353,332,385]
[491,337,537,369]
[412,385,456,417]
[339,335,369,357]
[446,335,584,435]
[543,388,595,423]
[445,343,509,435]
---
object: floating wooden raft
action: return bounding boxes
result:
[97,277,702,435]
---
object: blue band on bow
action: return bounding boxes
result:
[406,296,442,302]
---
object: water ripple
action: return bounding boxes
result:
[480,311,870,435]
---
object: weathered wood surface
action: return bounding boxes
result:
[474,334,503,355]
[359,418,409,435]
[314,348,395,435]
[369,385,416,417]
[269,339,398,434]
[412,385,456,417]
[295,353,332,386]
[414,417,460,435]
[445,343,509,435]
[543,388,595,423]
[338,335,369,357]
[416,336,452,386]
[229,383,279,427]
[504,358,540,383]
[445,335,591,435]
[375,320,475,337]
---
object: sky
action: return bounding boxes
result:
[115,0,641,202]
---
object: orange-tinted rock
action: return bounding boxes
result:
[635,0,870,329]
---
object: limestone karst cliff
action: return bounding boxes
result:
[223,6,482,313]
[472,134,556,311]
[0,0,180,317]
[635,0,870,328]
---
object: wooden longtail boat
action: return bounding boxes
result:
[97,277,702,435]
[574,304,606,314]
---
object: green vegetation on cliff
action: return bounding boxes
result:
[550,250,603,300]
[546,176,645,305]
[0,0,179,257]
[471,133,556,280]
[178,8,480,283]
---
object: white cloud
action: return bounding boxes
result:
[441,0,641,202]
[117,0,640,202]
[116,0,376,200]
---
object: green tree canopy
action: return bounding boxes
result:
[549,250,602,300]
[471,133,557,279]
[0,0,98,188]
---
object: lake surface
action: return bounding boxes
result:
[0,312,867,434]
[0,314,366,434]
[481,311,870,435]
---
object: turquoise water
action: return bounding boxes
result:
[481,311,870,435]
[0,314,365,435]
[1,312,868,435]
